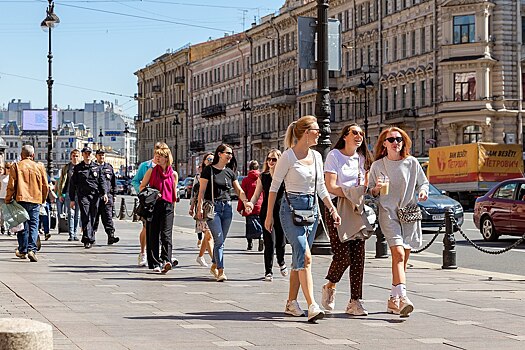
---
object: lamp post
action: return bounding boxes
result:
[123,123,130,179]
[312,0,332,255]
[172,115,181,174]
[357,73,374,141]
[41,0,59,177]
[240,100,251,175]
[98,128,104,150]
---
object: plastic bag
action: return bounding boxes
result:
[0,201,30,228]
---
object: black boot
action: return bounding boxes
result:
[107,234,120,245]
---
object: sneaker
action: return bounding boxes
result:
[107,236,120,245]
[279,264,288,277]
[36,236,41,251]
[84,242,92,249]
[153,266,162,273]
[210,264,219,279]
[15,249,27,259]
[68,237,73,242]
[264,273,273,282]
[216,272,227,282]
[258,238,264,252]
[27,251,38,262]
[386,297,400,315]
[346,299,368,316]
[196,256,208,267]
[307,303,325,323]
[172,258,179,267]
[73,237,79,241]
[44,233,51,241]
[247,241,253,250]
[161,261,172,274]
[321,284,336,311]
[138,253,147,267]
[399,296,414,317]
[284,300,305,317]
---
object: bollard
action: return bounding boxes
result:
[0,318,53,349]
[375,225,389,258]
[119,197,126,220]
[132,198,139,222]
[442,206,457,269]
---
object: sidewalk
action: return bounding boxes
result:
[1,219,524,350]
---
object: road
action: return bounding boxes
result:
[117,195,525,277]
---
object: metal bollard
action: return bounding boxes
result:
[132,198,139,222]
[442,206,457,269]
[375,225,389,258]
[119,198,126,220]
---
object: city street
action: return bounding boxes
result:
[1,196,524,349]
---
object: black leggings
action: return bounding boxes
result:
[262,211,286,275]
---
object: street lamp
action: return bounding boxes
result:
[357,73,374,140]
[240,100,251,175]
[41,0,59,177]
[123,123,130,178]
[98,128,104,150]
[172,115,181,174]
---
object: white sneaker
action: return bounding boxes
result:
[196,256,208,267]
[284,300,305,317]
[279,264,288,277]
[321,284,336,311]
[346,299,368,316]
[152,266,161,273]
[264,273,273,282]
[307,303,325,323]
[137,253,147,267]
[399,296,414,317]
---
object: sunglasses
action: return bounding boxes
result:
[206,157,213,162]
[386,137,403,143]
[267,157,278,162]
[348,130,365,137]
[221,151,233,155]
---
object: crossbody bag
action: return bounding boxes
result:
[201,170,215,221]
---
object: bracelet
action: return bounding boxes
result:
[329,206,336,215]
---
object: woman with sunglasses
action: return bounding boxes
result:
[321,124,372,316]
[368,127,428,317]
[248,149,288,282]
[197,144,253,282]
[264,115,341,323]
[189,153,215,267]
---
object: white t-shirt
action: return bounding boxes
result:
[324,149,366,188]
[0,174,9,199]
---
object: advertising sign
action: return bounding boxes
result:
[22,110,58,131]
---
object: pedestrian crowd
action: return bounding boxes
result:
[1,116,429,324]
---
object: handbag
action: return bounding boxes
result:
[284,151,318,227]
[195,169,215,221]
[136,187,160,220]
[1,200,30,229]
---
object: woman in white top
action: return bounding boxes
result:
[321,123,372,316]
[264,115,341,323]
[368,127,429,317]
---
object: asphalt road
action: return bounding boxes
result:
[117,195,525,277]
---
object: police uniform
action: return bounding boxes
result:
[94,149,119,245]
[69,147,105,248]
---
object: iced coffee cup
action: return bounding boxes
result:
[379,175,390,195]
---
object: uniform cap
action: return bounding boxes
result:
[96,149,105,155]
[81,146,92,153]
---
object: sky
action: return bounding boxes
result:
[0,0,285,115]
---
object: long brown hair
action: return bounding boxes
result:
[373,127,412,161]
[333,123,372,170]
[262,149,282,173]
[200,152,214,171]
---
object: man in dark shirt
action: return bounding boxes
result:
[93,149,119,245]
[57,149,81,241]
[69,147,107,249]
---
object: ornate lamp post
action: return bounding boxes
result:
[41,0,59,176]
[357,73,374,141]
[240,100,251,174]
[98,128,104,150]
[172,115,181,174]
[123,123,130,178]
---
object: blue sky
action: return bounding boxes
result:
[0,0,284,114]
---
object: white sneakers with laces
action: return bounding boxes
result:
[345,299,368,316]
[137,253,147,267]
[307,303,325,323]
[284,300,305,317]
[196,256,208,267]
[321,284,336,311]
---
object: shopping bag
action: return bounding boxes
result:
[0,201,30,228]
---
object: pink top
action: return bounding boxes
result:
[149,165,175,203]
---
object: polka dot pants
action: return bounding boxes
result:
[324,207,365,300]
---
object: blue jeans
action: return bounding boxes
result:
[64,194,80,238]
[206,200,233,269]
[39,202,50,234]
[279,193,318,270]
[17,202,40,253]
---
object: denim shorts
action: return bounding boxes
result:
[279,193,318,270]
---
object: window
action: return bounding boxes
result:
[384,40,389,63]
[453,15,475,44]
[420,27,426,53]
[401,85,407,108]
[411,30,416,56]
[401,33,407,58]
[421,80,426,105]
[393,36,397,61]
[463,125,482,143]
[393,87,398,110]
[493,182,517,200]
[420,129,425,155]
[454,72,476,101]
[411,83,416,107]
[384,88,389,111]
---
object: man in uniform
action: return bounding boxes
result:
[93,149,119,245]
[69,147,107,249]
[57,149,81,241]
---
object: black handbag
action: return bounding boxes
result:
[136,187,160,220]
[284,151,318,227]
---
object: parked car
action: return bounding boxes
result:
[178,177,195,199]
[176,180,184,200]
[474,178,525,241]
[230,176,246,200]
[419,184,464,229]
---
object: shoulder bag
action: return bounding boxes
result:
[193,169,215,221]
[284,151,317,226]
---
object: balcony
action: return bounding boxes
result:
[189,140,205,152]
[152,85,161,93]
[222,133,241,145]
[173,103,185,111]
[174,76,185,84]
[270,88,296,107]
[201,103,226,118]
[151,110,161,118]
[346,65,379,77]
[252,132,272,141]
[384,108,417,124]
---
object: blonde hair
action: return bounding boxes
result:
[374,127,412,161]
[154,146,173,167]
[154,142,169,150]
[284,115,317,149]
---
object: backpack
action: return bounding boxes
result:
[135,187,160,220]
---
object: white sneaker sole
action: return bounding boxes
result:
[399,303,414,317]
[308,311,325,323]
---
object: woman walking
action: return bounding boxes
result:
[140,146,178,273]
[196,144,253,282]
[264,115,341,323]
[238,160,263,251]
[249,149,288,282]
[321,123,372,315]
[368,127,428,317]
[189,153,214,267]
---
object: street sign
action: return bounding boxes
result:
[87,137,93,142]
[298,17,341,71]
[68,138,74,143]
[106,131,122,136]
[111,137,117,142]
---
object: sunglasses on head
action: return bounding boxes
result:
[386,136,403,143]
[349,129,364,137]
[267,157,278,162]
